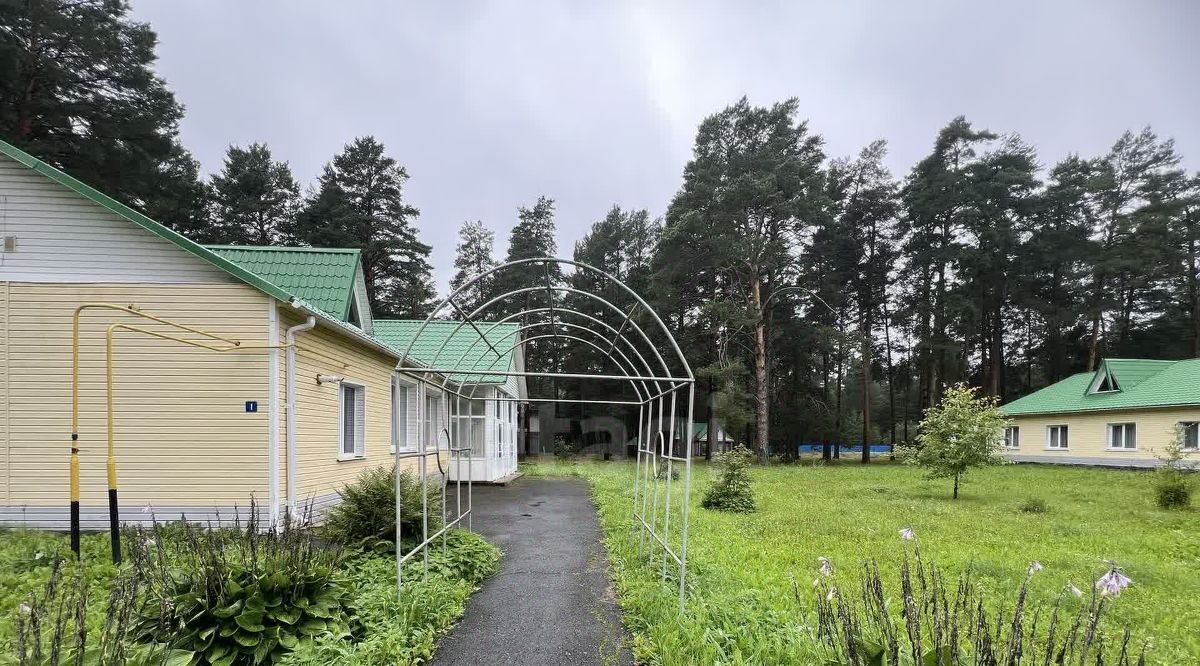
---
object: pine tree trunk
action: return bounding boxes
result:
[953,473,960,499]
[752,276,770,465]
[882,300,897,449]
[861,326,872,464]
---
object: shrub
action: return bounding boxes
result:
[701,446,756,513]
[321,468,443,552]
[1155,475,1191,509]
[128,513,348,666]
[1018,497,1048,514]
[1152,437,1194,510]
[553,434,578,458]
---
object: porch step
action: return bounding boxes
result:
[473,471,524,486]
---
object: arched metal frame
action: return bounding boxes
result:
[392,257,696,609]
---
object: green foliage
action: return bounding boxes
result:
[128,517,348,666]
[279,531,500,666]
[1152,436,1194,510]
[289,136,433,318]
[448,220,498,316]
[209,143,300,245]
[901,384,1009,498]
[319,468,443,553]
[1018,497,1048,514]
[552,434,578,459]
[0,0,209,239]
[0,501,497,666]
[701,446,756,512]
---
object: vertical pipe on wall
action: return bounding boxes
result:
[284,315,316,517]
[267,300,280,526]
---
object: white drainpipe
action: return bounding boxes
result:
[285,315,316,518]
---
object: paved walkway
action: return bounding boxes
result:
[433,477,633,665]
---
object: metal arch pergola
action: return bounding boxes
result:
[392,257,696,609]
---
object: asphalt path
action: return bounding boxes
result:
[432,476,633,665]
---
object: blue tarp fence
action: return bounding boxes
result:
[793,442,894,455]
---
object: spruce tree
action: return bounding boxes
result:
[291,137,433,319]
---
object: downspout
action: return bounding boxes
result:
[285,314,317,518]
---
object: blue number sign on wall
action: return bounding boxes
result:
[245,400,258,413]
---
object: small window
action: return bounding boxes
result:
[339,383,366,459]
[1108,423,1136,450]
[392,378,411,453]
[425,395,441,448]
[1003,426,1020,449]
[1180,422,1199,451]
[1047,425,1068,450]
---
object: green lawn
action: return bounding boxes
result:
[523,458,1200,664]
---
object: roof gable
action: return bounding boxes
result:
[374,320,520,385]
[205,246,361,322]
[1002,358,1200,416]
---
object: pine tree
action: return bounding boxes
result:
[449,220,498,317]
[210,143,300,245]
[659,98,827,463]
[290,137,433,318]
[0,0,208,236]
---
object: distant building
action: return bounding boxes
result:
[1000,358,1200,468]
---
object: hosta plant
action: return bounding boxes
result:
[128,510,347,666]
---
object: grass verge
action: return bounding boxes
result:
[524,458,1198,664]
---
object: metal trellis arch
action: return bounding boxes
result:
[393,257,696,609]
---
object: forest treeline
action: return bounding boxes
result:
[3,1,1197,459]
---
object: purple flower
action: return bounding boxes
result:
[817,557,833,577]
[1095,567,1133,597]
[1066,581,1083,598]
[899,527,916,541]
[1027,561,1043,575]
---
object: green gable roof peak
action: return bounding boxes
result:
[1002,358,1200,416]
[205,245,361,321]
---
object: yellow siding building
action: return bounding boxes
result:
[1000,358,1200,468]
[0,138,451,528]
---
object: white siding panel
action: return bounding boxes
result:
[0,155,236,283]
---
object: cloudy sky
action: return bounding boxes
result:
[130,1,1199,292]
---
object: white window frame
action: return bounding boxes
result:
[1107,422,1137,451]
[1003,426,1020,450]
[392,376,416,453]
[425,393,442,449]
[338,381,367,461]
[1179,422,1200,451]
[1046,424,1068,450]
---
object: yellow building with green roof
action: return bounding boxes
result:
[999,358,1200,468]
[0,137,500,528]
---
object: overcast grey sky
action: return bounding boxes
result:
[130,1,1199,293]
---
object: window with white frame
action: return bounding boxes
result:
[391,378,411,453]
[1003,426,1020,449]
[339,383,366,459]
[1179,422,1199,450]
[425,394,442,449]
[1046,425,1068,450]
[1107,422,1136,450]
[450,398,485,456]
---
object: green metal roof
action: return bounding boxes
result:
[206,246,360,320]
[374,320,519,384]
[0,136,406,362]
[1001,358,1200,416]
